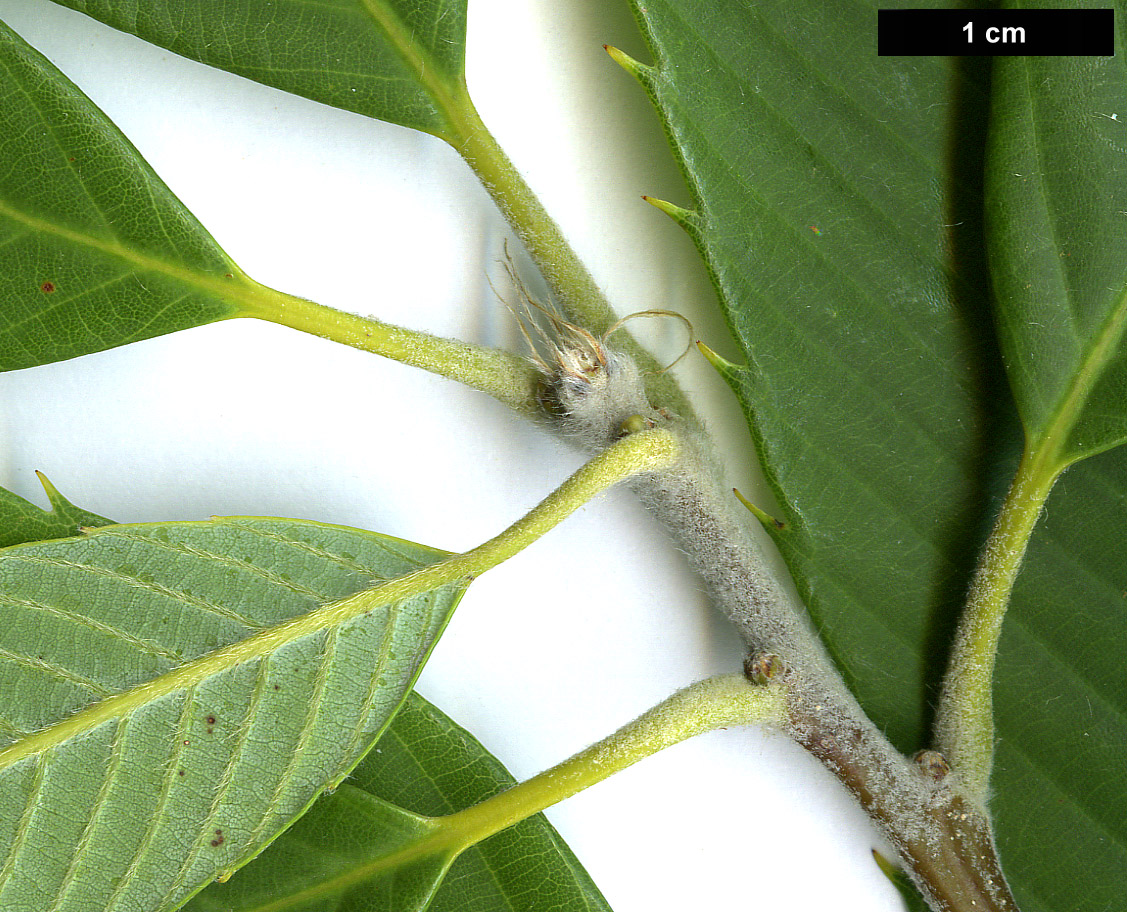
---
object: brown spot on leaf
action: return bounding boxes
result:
[40,281,56,293]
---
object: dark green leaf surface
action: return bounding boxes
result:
[990,451,1127,912]
[0,473,111,548]
[0,516,465,911]
[48,0,467,137]
[978,37,1127,906]
[628,0,993,758]
[628,0,1127,908]
[987,47,1127,463]
[0,19,246,371]
[189,692,613,912]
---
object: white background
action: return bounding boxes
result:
[0,1,905,909]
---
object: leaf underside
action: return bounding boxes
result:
[628,0,1127,907]
[987,49,1127,462]
[0,516,464,912]
[189,691,614,912]
[4,0,1124,909]
[47,0,467,137]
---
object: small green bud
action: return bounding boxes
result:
[618,414,653,436]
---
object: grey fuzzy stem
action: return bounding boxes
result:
[539,337,1019,912]
[634,424,1020,912]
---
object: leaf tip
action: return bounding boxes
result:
[871,848,900,883]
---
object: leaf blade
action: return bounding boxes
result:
[988,447,1127,910]
[47,0,467,136]
[986,48,1127,463]
[0,17,248,371]
[626,0,1127,907]
[0,516,465,911]
[628,0,994,754]
[0,474,111,548]
[188,691,613,912]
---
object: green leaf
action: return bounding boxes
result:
[990,452,1127,912]
[0,18,252,371]
[0,18,513,397]
[194,792,452,912]
[871,849,930,912]
[627,0,993,758]
[627,0,1127,907]
[47,0,467,138]
[0,516,465,911]
[188,691,612,912]
[0,473,111,548]
[986,50,1127,465]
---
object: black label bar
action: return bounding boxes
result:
[878,8,1114,56]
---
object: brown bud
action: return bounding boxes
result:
[913,749,951,781]
[743,652,783,685]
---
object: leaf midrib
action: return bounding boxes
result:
[1031,235,1127,465]
[0,527,466,772]
[1011,56,1127,463]
[356,0,464,139]
[0,197,304,324]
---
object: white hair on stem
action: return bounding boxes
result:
[522,292,1020,911]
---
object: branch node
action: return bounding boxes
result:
[743,652,784,685]
[913,749,951,783]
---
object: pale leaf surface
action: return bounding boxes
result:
[189,692,613,912]
[0,516,465,911]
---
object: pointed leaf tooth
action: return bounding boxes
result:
[696,340,745,378]
[871,848,900,883]
[871,849,931,911]
[34,470,89,518]
[35,470,67,512]
[641,194,700,232]
[603,44,653,84]
[733,488,786,533]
